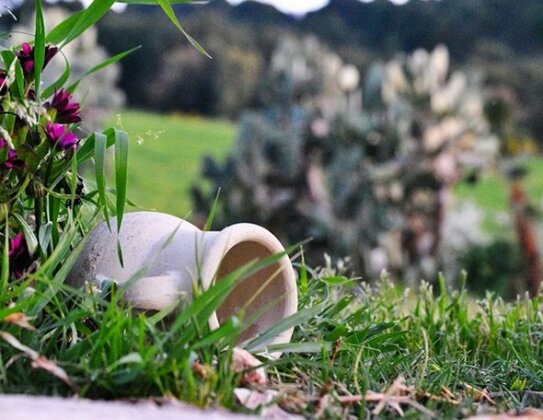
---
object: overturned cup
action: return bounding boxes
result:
[68,212,298,348]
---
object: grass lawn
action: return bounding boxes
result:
[454,159,543,235]
[109,110,236,217]
[2,257,543,418]
[456,159,543,213]
[2,111,543,417]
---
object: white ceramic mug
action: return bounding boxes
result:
[68,212,298,347]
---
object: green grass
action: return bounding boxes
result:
[2,238,543,418]
[3,112,542,417]
[456,158,543,213]
[109,110,236,217]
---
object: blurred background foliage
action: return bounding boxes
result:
[4,0,543,296]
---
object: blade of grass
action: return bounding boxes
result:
[160,256,279,346]
[263,342,331,354]
[13,213,38,255]
[203,188,220,232]
[0,50,13,70]
[246,303,326,352]
[155,0,210,58]
[29,219,95,315]
[191,317,240,350]
[114,129,128,231]
[94,132,110,230]
[46,0,115,47]
[42,53,70,99]
[175,252,292,348]
[118,0,206,3]
[1,218,9,293]
[13,60,25,100]
[34,0,46,100]
[114,129,128,267]
[77,129,115,165]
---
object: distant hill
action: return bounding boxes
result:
[300,0,543,59]
[91,0,543,138]
[191,0,543,60]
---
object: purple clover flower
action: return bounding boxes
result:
[0,138,23,169]
[9,233,32,279]
[47,89,81,124]
[16,43,58,76]
[44,122,78,151]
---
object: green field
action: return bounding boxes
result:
[110,110,543,226]
[457,159,543,212]
[110,110,236,216]
[455,159,543,231]
[4,111,543,417]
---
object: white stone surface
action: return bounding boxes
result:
[0,394,251,420]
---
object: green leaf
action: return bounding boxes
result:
[114,129,128,232]
[0,52,22,102]
[29,222,89,314]
[322,275,356,286]
[0,50,14,70]
[47,0,208,57]
[191,317,240,350]
[174,251,292,350]
[49,197,60,247]
[46,13,80,45]
[46,0,116,47]
[94,132,110,230]
[77,130,115,165]
[42,53,70,99]
[264,342,332,354]
[13,60,25,100]
[69,152,78,220]
[1,220,9,293]
[246,303,326,352]
[155,0,210,58]
[13,213,38,255]
[38,222,53,253]
[118,0,206,3]
[345,322,396,345]
[105,352,143,373]
[34,0,46,99]
[203,189,220,231]
[67,46,141,93]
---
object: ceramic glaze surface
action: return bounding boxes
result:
[68,212,298,348]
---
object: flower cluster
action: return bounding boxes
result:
[1,41,83,279]
[1,0,178,284]
[0,138,23,169]
[16,43,58,77]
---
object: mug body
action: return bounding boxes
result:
[68,212,298,348]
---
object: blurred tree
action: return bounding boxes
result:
[97,8,179,108]
[212,47,263,118]
[192,40,499,284]
[147,46,215,114]
[99,7,267,116]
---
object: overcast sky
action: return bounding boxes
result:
[226,0,409,15]
[87,0,412,17]
[3,0,410,17]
